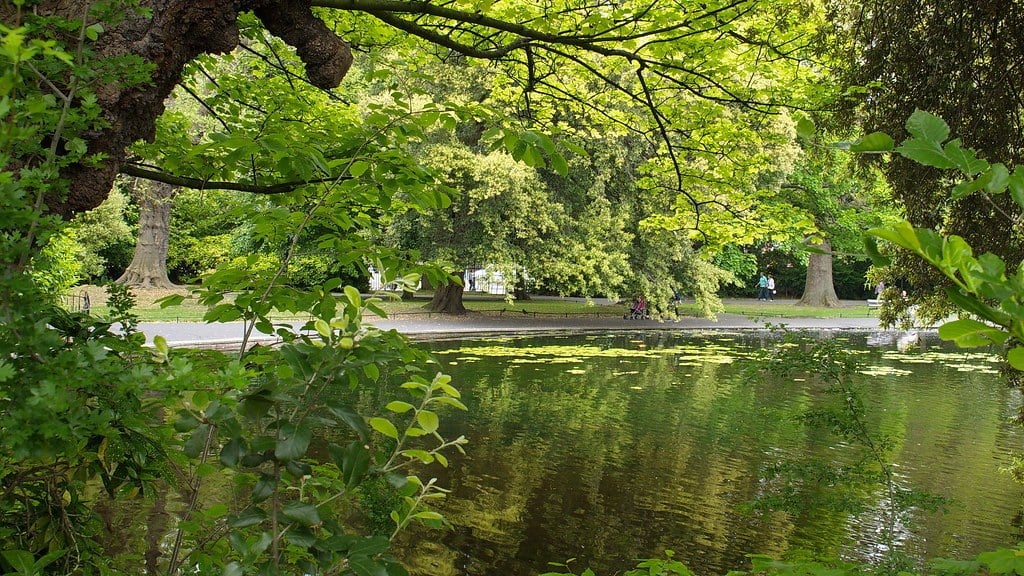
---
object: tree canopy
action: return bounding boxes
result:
[22,1,1024,574]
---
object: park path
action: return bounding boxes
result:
[139,303,886,348]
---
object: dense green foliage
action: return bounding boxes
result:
[4,0,1024,575]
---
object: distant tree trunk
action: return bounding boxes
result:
[797,238,841,307]
[117,180,178,288]
[512,268,530,300]
[425,283,467,314]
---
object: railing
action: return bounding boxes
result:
[60,291,91,313]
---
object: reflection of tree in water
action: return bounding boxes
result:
[394,334,1019,575]
[403,334,806,574]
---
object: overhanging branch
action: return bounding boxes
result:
[120,163,350,194]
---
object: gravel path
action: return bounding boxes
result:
[140,309,887,348]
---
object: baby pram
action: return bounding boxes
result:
[625,296,649,319]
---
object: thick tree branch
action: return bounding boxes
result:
[120,163,350,194]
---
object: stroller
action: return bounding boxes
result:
[625,295,649,319]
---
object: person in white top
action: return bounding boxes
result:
[766,275,776,301]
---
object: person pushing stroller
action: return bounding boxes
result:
[625,294,649,319]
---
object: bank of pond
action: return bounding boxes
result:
[381,330,1024,576]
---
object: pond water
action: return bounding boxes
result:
[392,330,1024,576]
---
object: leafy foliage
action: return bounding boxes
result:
[863,111,1024,369]
[1,8,469,575]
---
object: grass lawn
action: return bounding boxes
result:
[73,285,876,322]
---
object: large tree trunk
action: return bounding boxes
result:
[425,284,467,314]
[11,0,352,220]
[117,181,177,288]
[796,238,841,307]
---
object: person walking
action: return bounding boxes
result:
[756,272,768,301]
[767,275,776,301]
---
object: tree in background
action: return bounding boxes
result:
[845,0,1024,321]
[393,142,562,313]
[116,179,179,288]
[783,139,888,307]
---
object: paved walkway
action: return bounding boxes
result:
[140,306,889,348]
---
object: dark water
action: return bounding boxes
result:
[391,330,1024,576]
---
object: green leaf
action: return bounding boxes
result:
[897,138,955,169]
[228,507,267,529]
[220,437,245,467]
[326,401,370,442]
[363,363,380,382]
[315,318,331,338]
[979,547,1024,575]
[905,109,950,143]
[985,163,1011,193]
[402,449,434,463]
[943,139,988,175]
[153,335,169,356]
[952,175,989,200]
[1009,167,1024,209]
[413,510,444,521]
[432,396,468,411]
[330,441,370,488]
[282,501,321,526]
[252,473,276,503]
[156,294,185,308]
[223,562,244,576]
[370,417,399,439]
[184,424,211,458]
[1,550,35,574]
[347,535,390,557]
[85,23,103,41]
[945,287,1008,326]
[349,555,390,576]
[937,319,1008,347]
[868,221,922,254]
[386,401,415,414]
[284,527,317,548]
[863,236,891,267]
[795,117,816,140]
[849,131,894,153]
[1008,347,1024,371]
[550,152,569,176]
[344,285,362,307]
[349,160,370,177]
[416,410,439,434]
[275,422,311,461]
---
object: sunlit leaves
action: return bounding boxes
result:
[937,319,1008,348]
[370,417,400,440]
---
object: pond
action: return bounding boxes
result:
[391,330,1024,576]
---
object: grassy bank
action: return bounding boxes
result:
[70,285,877,322]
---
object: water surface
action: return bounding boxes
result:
[392,330,1024,576]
